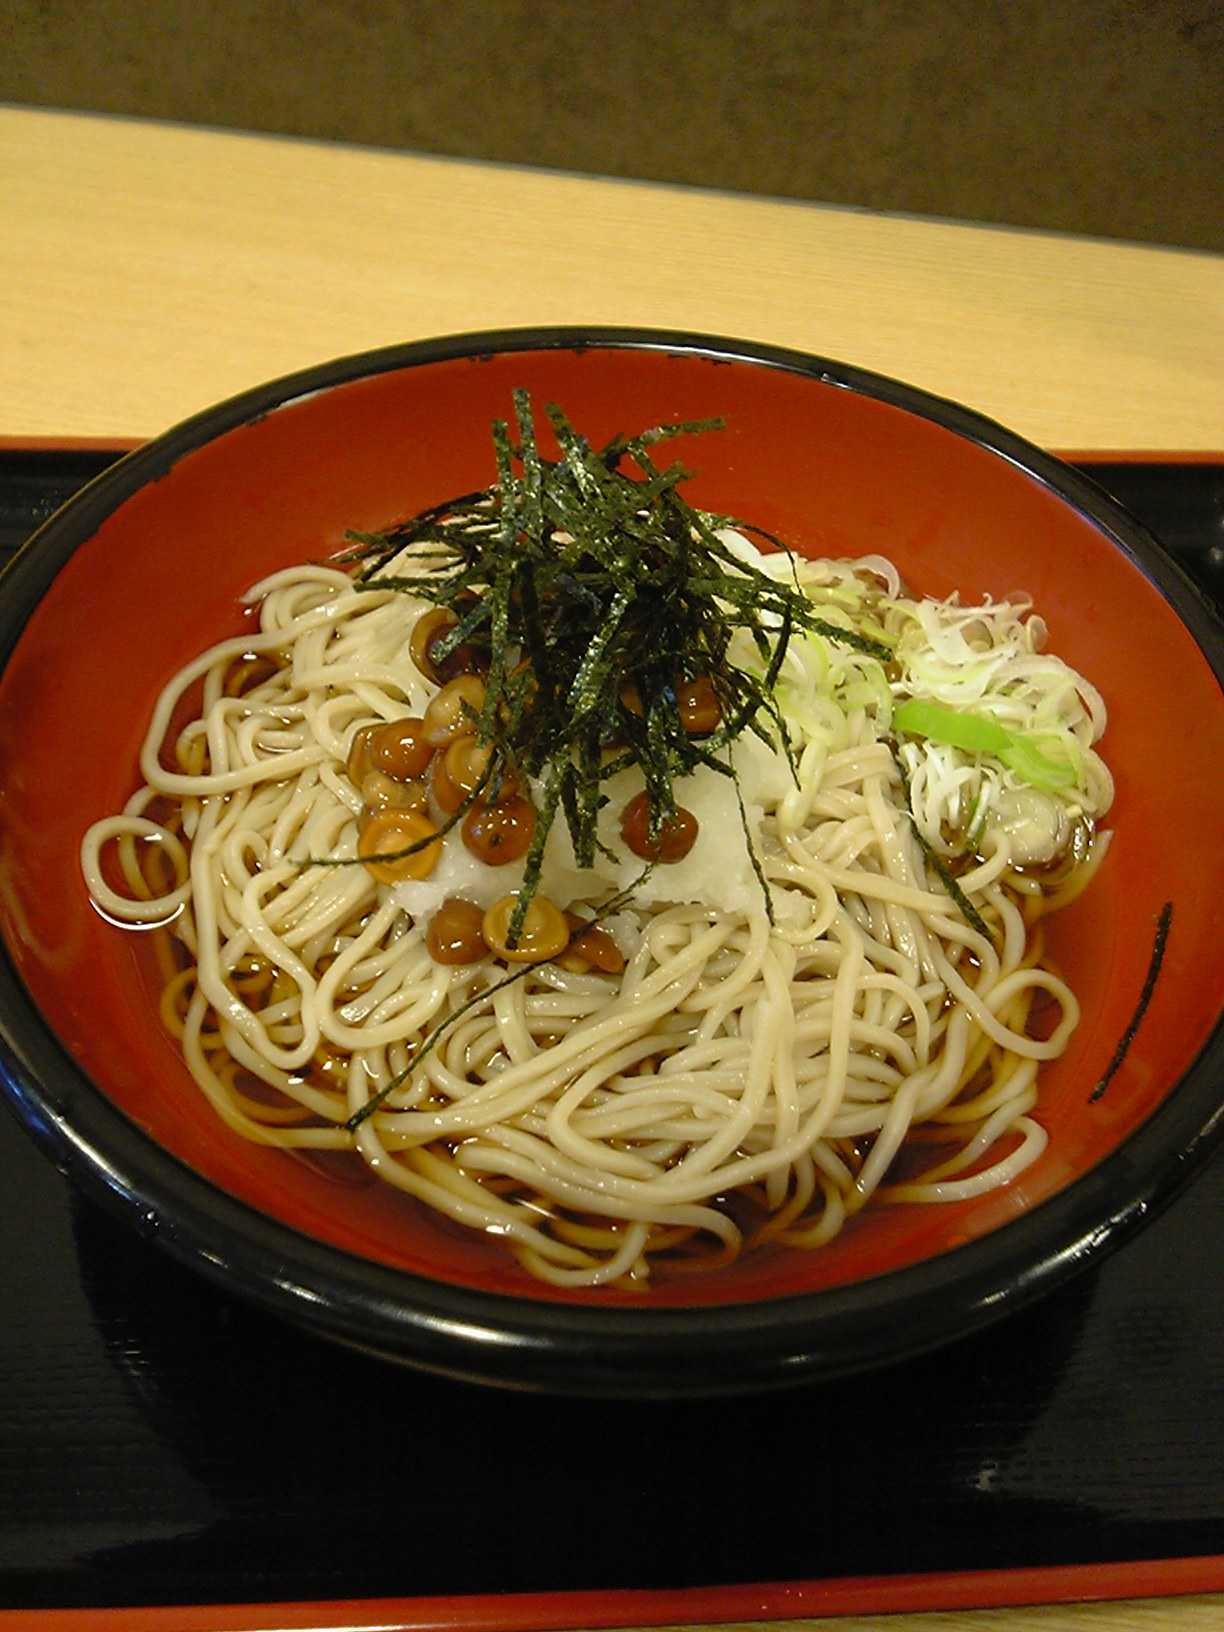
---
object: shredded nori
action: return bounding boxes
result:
[1089,901,1173,1103]
[889,744,994,942]
[336,391,890,942]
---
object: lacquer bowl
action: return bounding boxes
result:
[0,329,1221,1394]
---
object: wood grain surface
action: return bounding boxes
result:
[3,107,1221,448]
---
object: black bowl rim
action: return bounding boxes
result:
[1,324,1222,1397]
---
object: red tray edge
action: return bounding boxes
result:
[0,435,144,453]
[1052,449,1224,464]
[1,1554,1221,1631]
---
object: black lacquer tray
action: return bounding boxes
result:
[0,450,1221,1628]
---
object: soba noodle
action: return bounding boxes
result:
[81,472,1112,1290]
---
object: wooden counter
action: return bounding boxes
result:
[0,103,1220,1632]
[3,106,1221,449]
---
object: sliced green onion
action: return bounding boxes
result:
[893,698,1010,754]
[893,698,1076,791]
[998,733,1077,791]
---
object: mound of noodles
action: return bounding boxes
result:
[82,535,1112,1290]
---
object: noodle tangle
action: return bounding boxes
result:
[81,539,1111,1291]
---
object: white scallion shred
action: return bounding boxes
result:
[732,536,1112,860]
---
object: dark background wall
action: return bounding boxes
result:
[3,0,1222,252]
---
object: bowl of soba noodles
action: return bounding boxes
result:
[1,329,1221,1395]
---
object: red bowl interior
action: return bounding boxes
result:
[1,343,1221,1307]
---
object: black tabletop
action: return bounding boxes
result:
[1,452,1222,1616]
